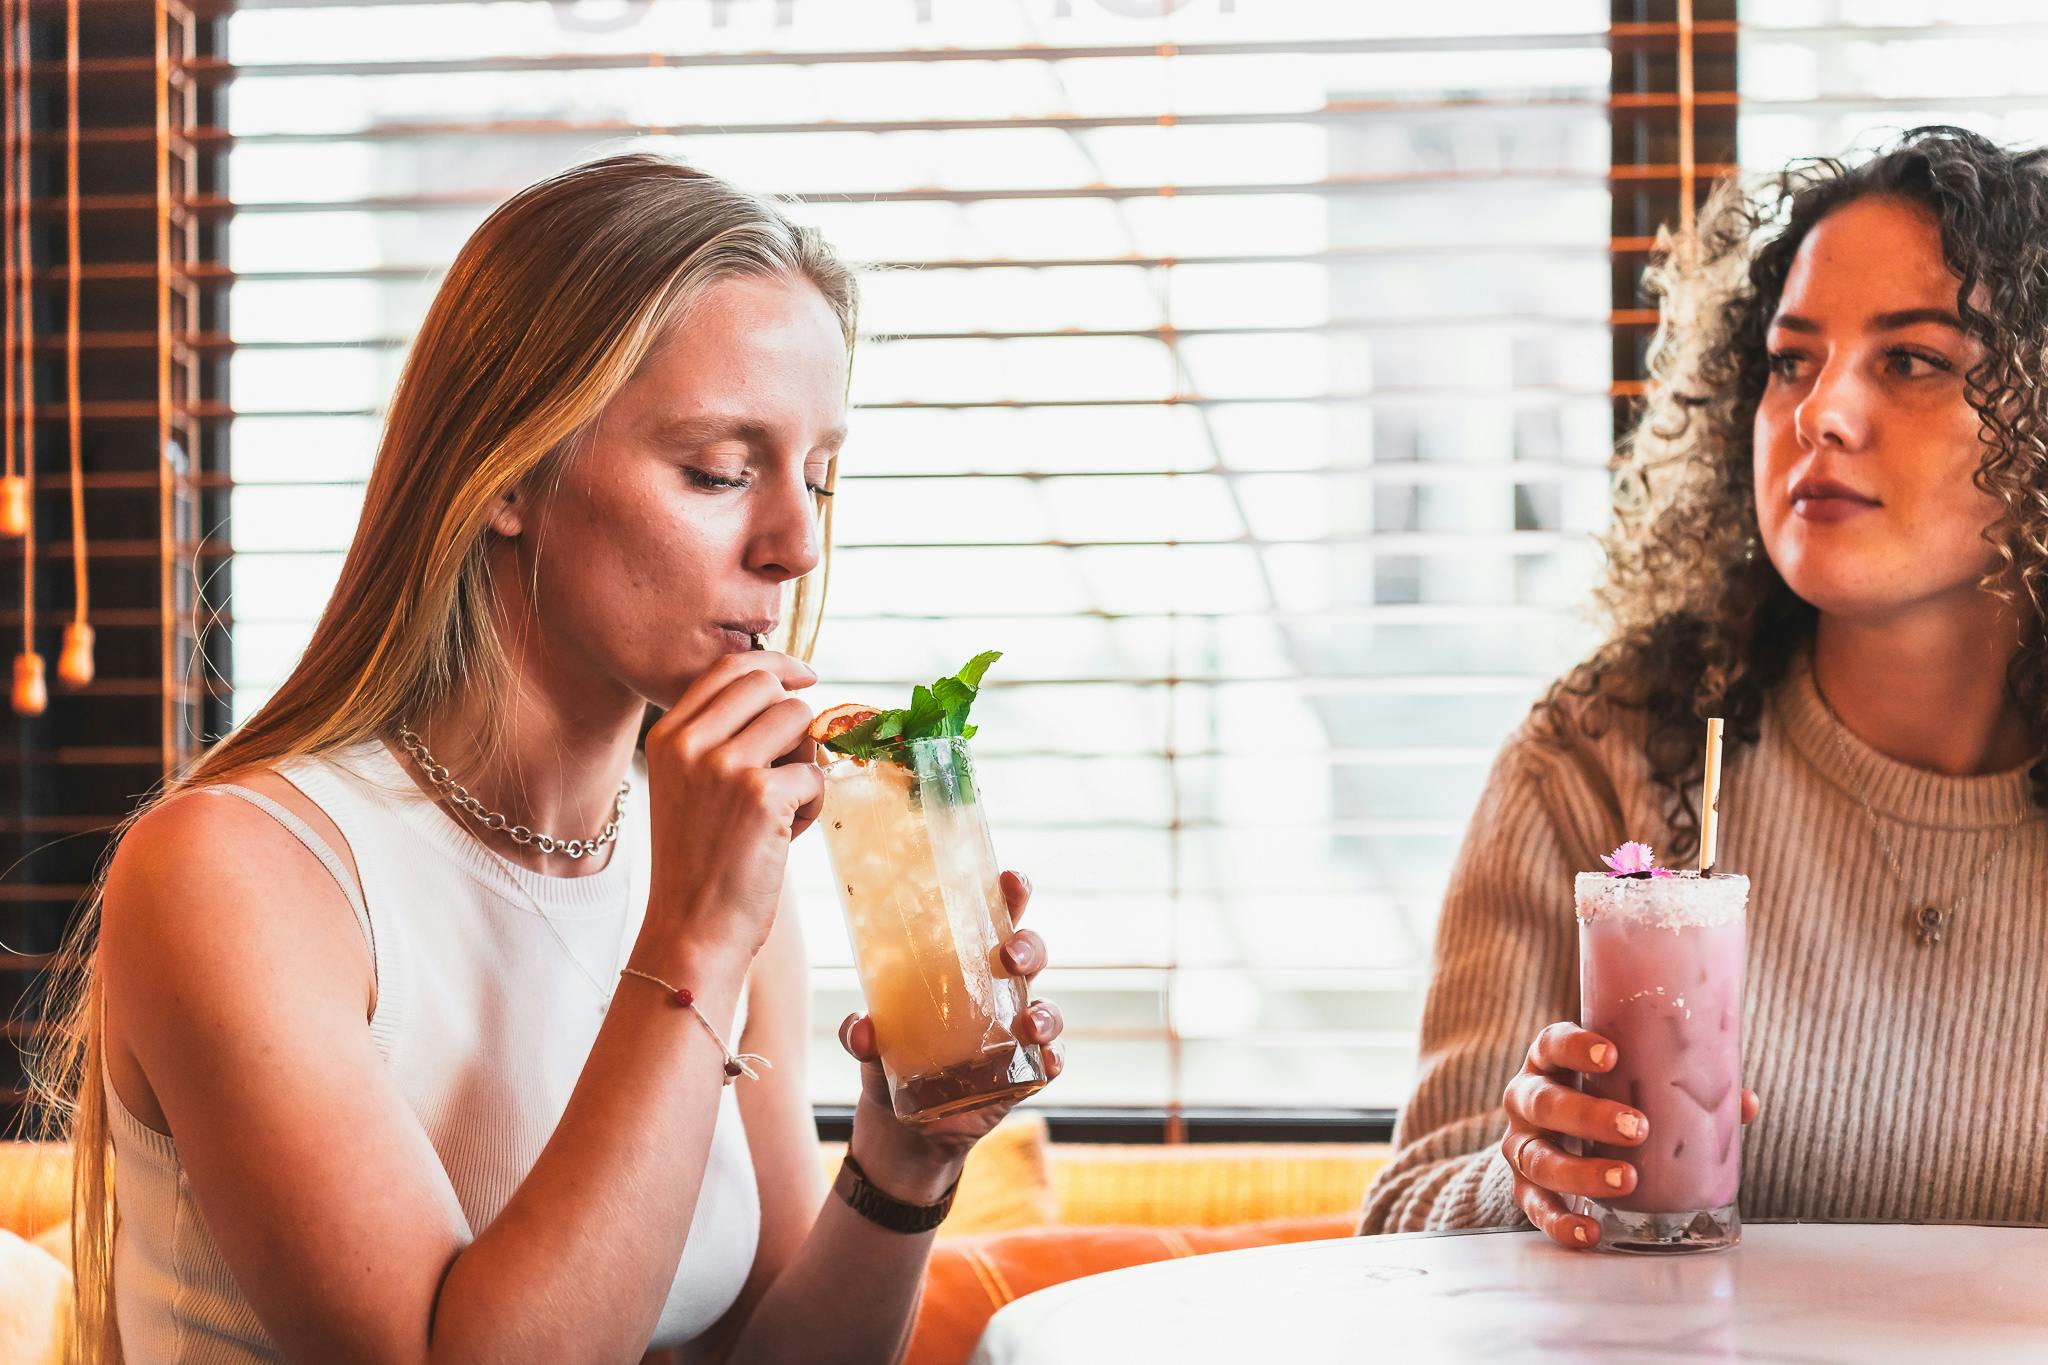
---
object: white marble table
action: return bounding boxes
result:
[968,1223,2048,1364]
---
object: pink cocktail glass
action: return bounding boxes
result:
[1575,870,1747,1253]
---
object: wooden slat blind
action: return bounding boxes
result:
[21,0,2030,1132]
[196,0,1627,1120]
[0,0,227,1132]
[1610,0,1737,435]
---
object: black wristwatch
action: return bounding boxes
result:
[833,1152,959,1235]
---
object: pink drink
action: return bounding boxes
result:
[1575,870,1747,1252]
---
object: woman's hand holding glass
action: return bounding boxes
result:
[837,870,1064,1202]
[1501,1022,1760,1249]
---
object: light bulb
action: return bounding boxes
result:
[12,652,46,716]
[58,622,94,688]
[0,477,26,538]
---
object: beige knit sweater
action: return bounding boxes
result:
[1360,657,2048,1233]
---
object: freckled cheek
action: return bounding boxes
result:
[543,528,674,627]
[1751,412,1795,530]
[625,518,739,611]
[1913,421,2000,529]
[1947,479,2010,571]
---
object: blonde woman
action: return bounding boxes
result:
[36,155,1065,1362]
[1363,127,2048,1245]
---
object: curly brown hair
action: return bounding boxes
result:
[1538,126,2048,857]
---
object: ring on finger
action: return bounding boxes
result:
[1508,1132,1543,1180]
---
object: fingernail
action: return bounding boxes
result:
[1604,1166,1625,1189]
[1572,1224,1589,1245]
[1028,1005,1055,1034]
[1615,1112,1642,1140]
[1019,871,1034,896]
[1589,1043,1610,1067]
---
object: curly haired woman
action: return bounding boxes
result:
[1361,126,2048,1247]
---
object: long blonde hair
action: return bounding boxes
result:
[30,152,858,1362]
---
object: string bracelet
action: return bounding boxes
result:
[617,968,772,1083]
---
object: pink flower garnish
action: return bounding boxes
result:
[1602,841,1675,878]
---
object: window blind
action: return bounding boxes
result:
[1738,3,2048,165]
[0,0,223,1126]
[206,0,1623,1116]
[28,0,2042,1131]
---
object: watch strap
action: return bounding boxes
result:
[833,1153,959,1235]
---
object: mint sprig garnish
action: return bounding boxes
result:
[822,650,1001,762]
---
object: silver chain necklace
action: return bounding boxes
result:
[395,726,633,1011]
[397,727,629,860]
[1812,684,2036,947]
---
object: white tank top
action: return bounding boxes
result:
[105,739,760,1361]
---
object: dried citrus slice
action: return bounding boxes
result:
[808,702,880,753]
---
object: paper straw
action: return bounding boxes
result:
[1699,716,1725,873]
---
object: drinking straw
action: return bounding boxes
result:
[1698,716,1725,872]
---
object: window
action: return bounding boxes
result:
[218,0,1619,1114]
[1739,3,2048,166]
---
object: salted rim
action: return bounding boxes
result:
[1573,869,1749,927]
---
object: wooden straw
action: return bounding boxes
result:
[1698,716,1725,873]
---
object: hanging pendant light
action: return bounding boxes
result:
[0,0,21,542]
[56,0,88,689]
[11,648,43,715]
[9,0,41,714]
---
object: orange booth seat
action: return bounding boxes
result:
[826,1117,1389,1365]
[1,1121,1389,1365]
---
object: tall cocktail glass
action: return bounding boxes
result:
[820,736,1047,1123]
[1575,870,1747,1253]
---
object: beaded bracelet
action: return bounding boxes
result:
[617,968,771,1083]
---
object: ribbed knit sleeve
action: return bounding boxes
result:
[1361,657,2048,1235]
[1359,721,1631,1234]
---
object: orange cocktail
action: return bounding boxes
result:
[821,734,1046,1122]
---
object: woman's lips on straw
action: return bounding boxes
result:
[713,624,773,653]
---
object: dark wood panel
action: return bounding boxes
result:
[0,0,229,1136]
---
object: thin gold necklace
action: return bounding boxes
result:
[1811,678,2036,947]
